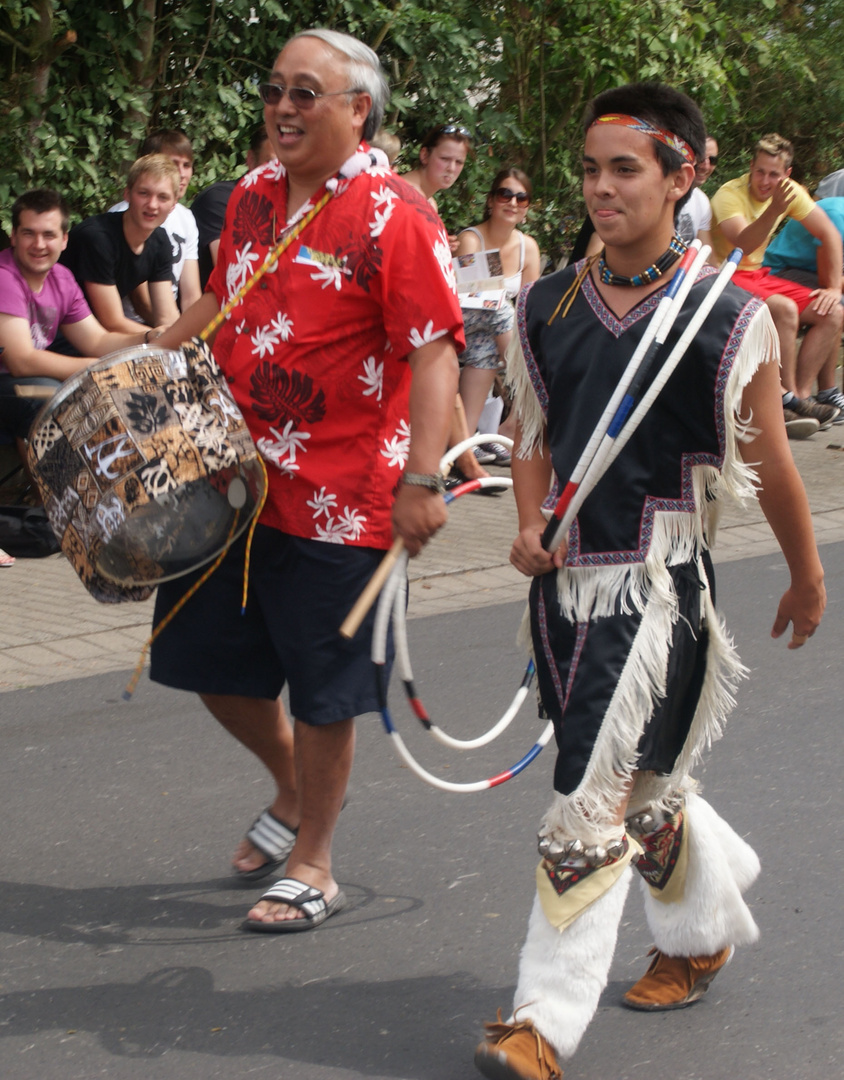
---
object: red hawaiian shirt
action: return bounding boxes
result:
[208,155,464,550]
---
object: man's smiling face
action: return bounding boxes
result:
[264,36,370,190]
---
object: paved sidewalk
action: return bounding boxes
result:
[2,434,843,692]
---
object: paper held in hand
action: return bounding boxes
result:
[454,249,507,310]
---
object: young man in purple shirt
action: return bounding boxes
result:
[0,188,152,442]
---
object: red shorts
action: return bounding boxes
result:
[732,267,814,313]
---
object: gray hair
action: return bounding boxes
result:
[288,28,389,141]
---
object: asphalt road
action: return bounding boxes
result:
[1,542,842,1080]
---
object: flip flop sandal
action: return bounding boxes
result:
[242,877,347,934]
[0,549,15,568]
[234,809,298,882]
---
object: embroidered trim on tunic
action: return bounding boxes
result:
[581,268,667,337]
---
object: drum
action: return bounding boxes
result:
[27,338,265,603]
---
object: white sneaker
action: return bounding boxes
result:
[473,446,496,464]
[479,441,512,466]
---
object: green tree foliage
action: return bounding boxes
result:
[0,0,488,227]
[1,0,843,255]
[468,0,826,260]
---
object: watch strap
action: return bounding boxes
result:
[403,470,446,494]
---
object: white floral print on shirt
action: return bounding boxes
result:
[381,419,411,469]
[358,356,384,402]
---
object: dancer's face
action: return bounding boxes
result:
[583,123,692,255]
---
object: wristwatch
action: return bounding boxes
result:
[402,471,447,495]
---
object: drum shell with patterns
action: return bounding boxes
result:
[26,339,265,603]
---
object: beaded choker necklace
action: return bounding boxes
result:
[598,234,687,287]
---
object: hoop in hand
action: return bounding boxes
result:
[371,461,553,793]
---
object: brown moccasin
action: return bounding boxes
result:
[622,945,734,1011]
[474,1009,562,1079]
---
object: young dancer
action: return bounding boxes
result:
[474,83,825,1080]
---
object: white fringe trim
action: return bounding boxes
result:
[627,772,697,818]
[556,508,701,623]
[659,582,748,790]
[703,303,777,544]
[543,552,745,835]
[542,562,677,837]
[505,329,546,460]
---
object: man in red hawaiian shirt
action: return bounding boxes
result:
[154,28,464,931]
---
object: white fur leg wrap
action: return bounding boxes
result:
[640,790,760,955]
[512,866,632,1060]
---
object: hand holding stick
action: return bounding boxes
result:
[339,535,404,639]
[339,433,514,639]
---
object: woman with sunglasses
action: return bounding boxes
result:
[455,168,541,452]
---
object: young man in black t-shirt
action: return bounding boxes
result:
[61,154,180,334]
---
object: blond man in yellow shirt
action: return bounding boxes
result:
[711,134,843,428]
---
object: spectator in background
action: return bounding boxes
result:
[403,123,491,483]
[816,169,844,199]
[711,133,843,429]
[455,168,541,464]
[61,154,180,335]
[762,195,844,416]
[403,123,472,253]
[677,134,718,249]
[369,128,402,166]
[191,127,275,289]
[109,129,202,318]
[0,188,154,446]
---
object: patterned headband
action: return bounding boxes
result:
[589,114,696,167]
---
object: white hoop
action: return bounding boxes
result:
[372,470,552,793]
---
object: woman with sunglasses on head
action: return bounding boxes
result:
[403,123,473,246]
[404,123,493,485]
[455,168,541,457]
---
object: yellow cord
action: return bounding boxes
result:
[241,456,269,614]
[122,511,241,700]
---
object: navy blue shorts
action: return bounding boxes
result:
[149,524,393,725]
